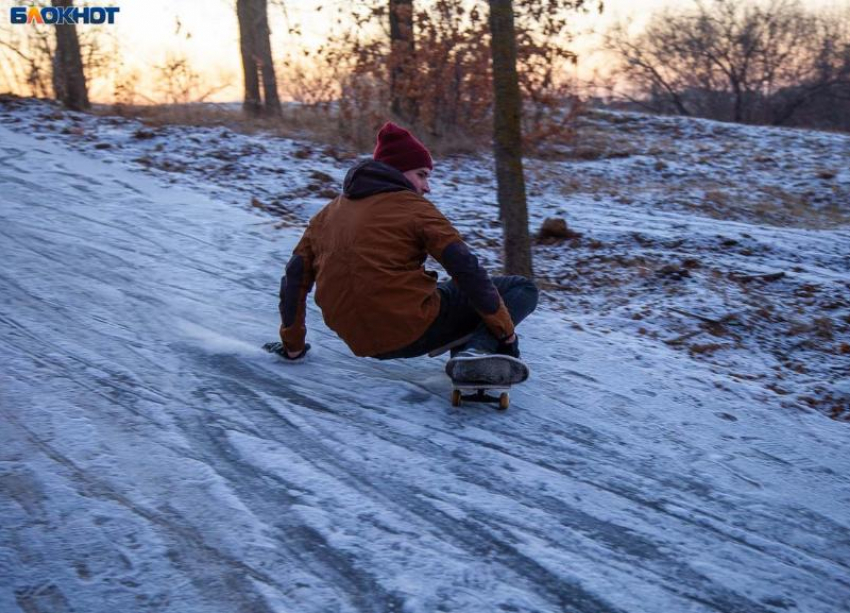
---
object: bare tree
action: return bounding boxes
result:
[606,0,850,129]
[489,0,532,278]
[0,23,54,98]
[1,5,119,105]
[154,54,230,105]
[237,0,282,117]
[486,0,598,277]
[317,0,594,146]
[51,0,89,110]
[389,0,417,120]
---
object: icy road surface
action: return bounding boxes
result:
[1,125,849,613]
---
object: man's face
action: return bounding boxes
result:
[403,167,431,196]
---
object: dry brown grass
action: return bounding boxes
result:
[556,126,637,161]
[688,342,724,355]
[98,103,237,127]
[94,101,494,159]
[551,167,850,230]
[756,186,850,228]
[98,103,353,151]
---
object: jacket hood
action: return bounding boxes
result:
[342,159,417,200]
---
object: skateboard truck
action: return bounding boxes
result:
[451,383,510,410]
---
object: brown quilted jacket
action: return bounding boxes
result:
[279,160,514,357]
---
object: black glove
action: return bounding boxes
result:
[263,341,311,362]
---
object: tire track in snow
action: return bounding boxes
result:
[177,351,628,612]
[204,350,849,611]
[1,409,283,613]
[183,351,811,613]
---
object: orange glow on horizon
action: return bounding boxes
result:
[0,0,843,104]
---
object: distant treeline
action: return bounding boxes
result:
[605,0,850,132]
[1,0,846,135]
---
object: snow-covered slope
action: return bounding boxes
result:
[3,97,847,416]
[1,101,849,613]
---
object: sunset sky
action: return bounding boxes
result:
[1,0,844,103]
[106,0,677,101]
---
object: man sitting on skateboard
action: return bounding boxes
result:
[268,121,538,384]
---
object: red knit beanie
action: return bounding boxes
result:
[373,122,433,173]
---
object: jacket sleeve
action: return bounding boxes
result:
[278,228,315,352]
[414,199,515,341]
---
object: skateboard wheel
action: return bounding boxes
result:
[499,392,509,410]
[451,389,462,407]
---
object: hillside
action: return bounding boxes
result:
[4,96,848,418]
[1,96,849,613]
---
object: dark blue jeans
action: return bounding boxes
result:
[374,275,539,359]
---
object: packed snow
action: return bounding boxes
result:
[1,96,849,613]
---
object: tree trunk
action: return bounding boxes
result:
[237,0,281,117]
[488,0,533,278]
[237,0,261,116]
[254,0,281,116]
[51,0,89,111]
[389,0,416,120]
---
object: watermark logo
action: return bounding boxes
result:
[10,6,120,25]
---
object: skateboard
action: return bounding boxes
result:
[446,354,529,411]
[450,381,511,410]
